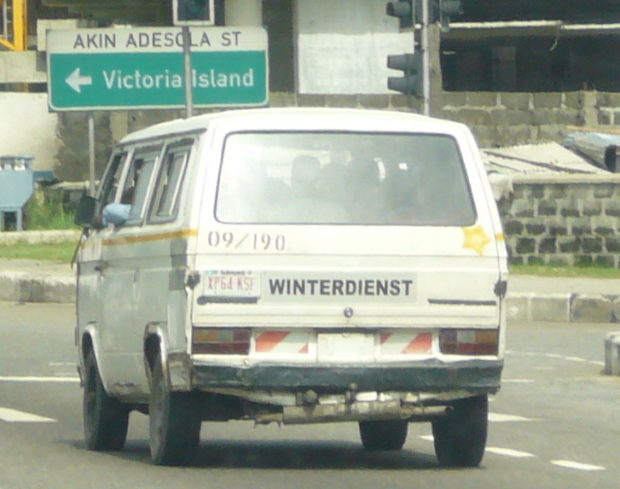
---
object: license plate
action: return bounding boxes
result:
[317,333,374,363]
[201,271,261,298]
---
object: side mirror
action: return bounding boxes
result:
[102,203,131,227]
[74,194,96,228]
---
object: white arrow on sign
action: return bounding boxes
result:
[65,68,93,93]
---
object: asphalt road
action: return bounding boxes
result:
[1,302,619,489]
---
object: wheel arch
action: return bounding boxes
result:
[143,322,192,392]
[143,323,169,386]
[80,323,101,370]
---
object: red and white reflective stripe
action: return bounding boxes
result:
[380,331,433,355]
[255,330,310,354]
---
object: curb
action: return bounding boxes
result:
[506,292,619,324]
[0,230,81,245]
[0,272,75,304]
[604,332,620,375]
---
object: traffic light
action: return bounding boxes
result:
[439,0,463,17]
[386,1,414,30]
[436,0,462,29]
[173,0,214,25]
[387,52,423,96]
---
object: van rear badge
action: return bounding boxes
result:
[343,307,354,318]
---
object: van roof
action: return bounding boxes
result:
[120,107,469,144]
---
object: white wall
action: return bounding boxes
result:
[296,0,411,94]
[0,52,46,83]
[0,93,59,172]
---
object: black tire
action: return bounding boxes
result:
[432,394,488,467]
[149,353,201,466]
[359,419,409,451]
[83,350,129,451]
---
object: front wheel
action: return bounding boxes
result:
[432,394,488,467]
[83,350,129,451]
[359,419,408,450]
[149,353,201,466]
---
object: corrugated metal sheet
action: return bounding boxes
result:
[447,21,620,39]
[482,142,605,175]
[563,131,620,173]
[481,142,606,201]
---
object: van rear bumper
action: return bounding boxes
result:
[191,359,503,394]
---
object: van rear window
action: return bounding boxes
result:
[215,132,476,226]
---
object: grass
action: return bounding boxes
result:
[510,264,620,279]
[24,196,76,230]
[0,241,77,263]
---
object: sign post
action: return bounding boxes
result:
[182,25,193,117]
[87,114,95,196]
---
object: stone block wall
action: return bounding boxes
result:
[55,112,112,182]
[438,92,590,148]
[268,90,619,149]
[498,175,620,268]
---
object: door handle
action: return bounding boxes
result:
[94,261,109,274]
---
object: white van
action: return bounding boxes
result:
[75,107,507,467]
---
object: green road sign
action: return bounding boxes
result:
[47,27,268,111]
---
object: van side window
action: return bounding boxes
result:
[148,139,193,223]
[120,145,161,224]
[98,151,127,213]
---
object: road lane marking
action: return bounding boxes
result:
[0,407,56,423]
[420,435,536,458]
[486,447,535,458]
[420,436,536,459]
[421,436,607,470]
[544,353,564,359]
[551,460,605,471]
[507,350,603,367]
[0,376,79,383]
[564,356,587,363]
[418,412,535,427]
[488,413,536,422]
[502,379,535,384]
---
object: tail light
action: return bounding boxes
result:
[192,328,251,354]
[439,329,498,355]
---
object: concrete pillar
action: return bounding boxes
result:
[225,0,262,26]
[427,23,443,116]
[582,91,598,127]
[109,112,129,145]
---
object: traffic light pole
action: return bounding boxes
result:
[420,0,430,116]
[182,25,193,118]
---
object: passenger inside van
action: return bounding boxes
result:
[343,157,383,222]
[290,155,320,196]
[286,154,349,223]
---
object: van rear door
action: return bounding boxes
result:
[190,128,504,364]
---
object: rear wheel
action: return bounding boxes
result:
[83,350,129,451]
[359,419,408,450]
[149,353,201,466]
[432,394,488,467]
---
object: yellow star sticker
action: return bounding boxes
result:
[462,225,491,256]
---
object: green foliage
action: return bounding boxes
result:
[24,194,77,230]
[510,264,620,279]
[0,241,76,263]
